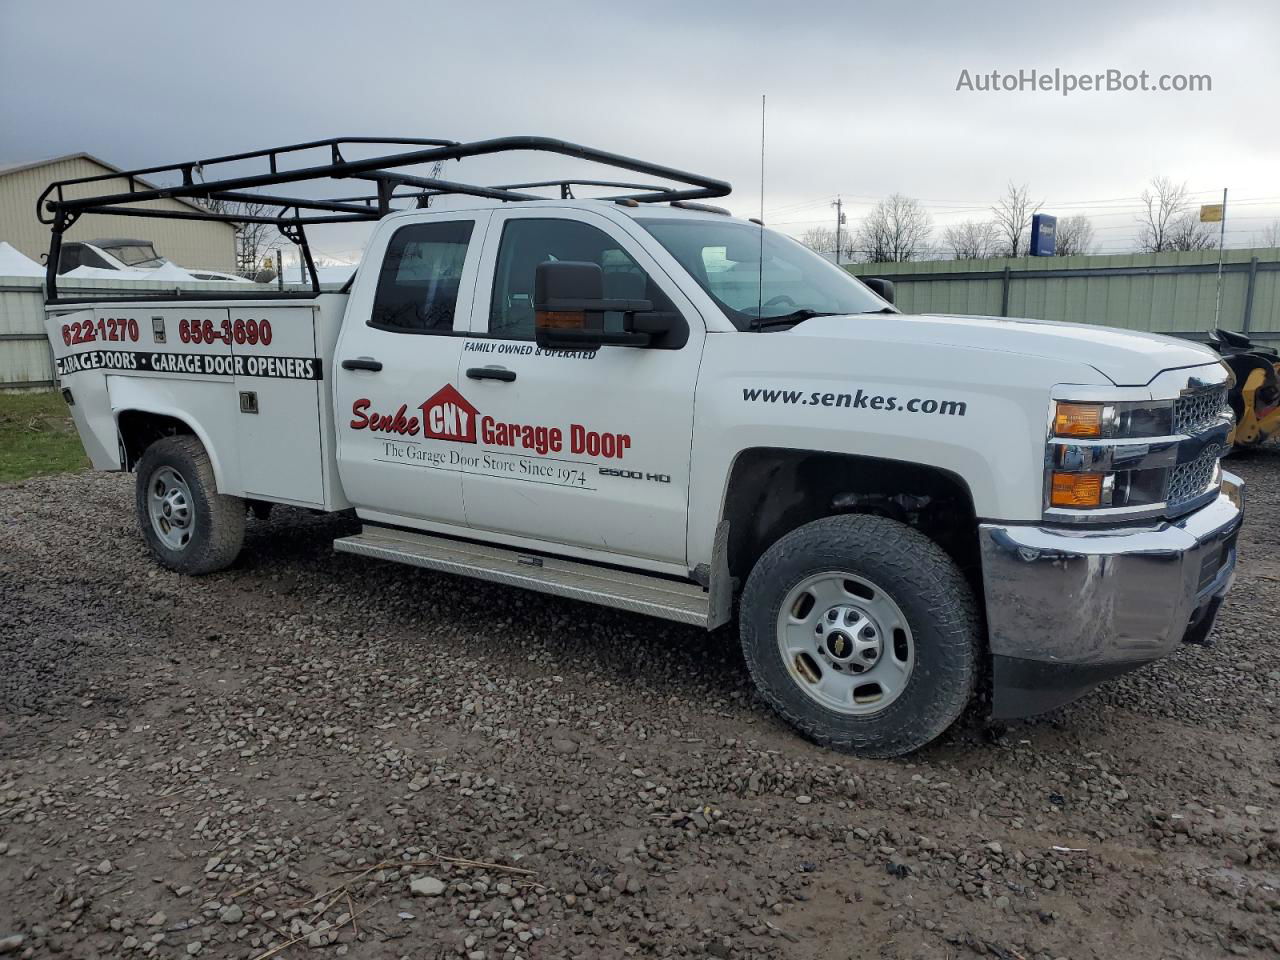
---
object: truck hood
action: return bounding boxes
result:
[790,312,1220,387]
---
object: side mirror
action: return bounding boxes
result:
[534,261,659,350]
[862,277,895,305]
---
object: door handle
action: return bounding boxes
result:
[466,366,517,383]
[341,357,383,372]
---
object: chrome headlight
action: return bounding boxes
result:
[1044,385,1232,522]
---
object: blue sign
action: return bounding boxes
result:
[1030,213,1057,256]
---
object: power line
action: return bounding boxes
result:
[764,194,836,216]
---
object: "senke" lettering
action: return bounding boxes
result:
[349,398,420,436]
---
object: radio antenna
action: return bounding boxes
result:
[757,94,766,317]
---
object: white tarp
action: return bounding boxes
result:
[0,241,45,277]
[147,261,198,281]
[64,261,200,282]
[64,265,159,280]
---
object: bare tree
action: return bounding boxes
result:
[991,182,1041,257]
[1258,221,1280,248]
[236,203,283,275]
[801,225,858,262]
[854,194,933,263]
[1053,215,1096,256]
[943,220,1000,260]
[1135,176,1213,253]
[800,226,837,257]
[198,195,283,277]
[1166,213,1216,251]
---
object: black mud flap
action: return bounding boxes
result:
[1181,594,1225,648]
[990,656,1142,720]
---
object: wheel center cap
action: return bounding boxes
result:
[825,630,855,661]
[816,604,882,669]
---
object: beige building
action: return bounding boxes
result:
[0,153,236,273]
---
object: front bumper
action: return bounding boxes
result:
[979,472,1244,719]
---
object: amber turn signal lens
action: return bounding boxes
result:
[1050,472,1104,508]
[535,309,586,331]
[1053,402,1104,438]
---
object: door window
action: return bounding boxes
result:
[370,220,473,333]
[488,218,674,340]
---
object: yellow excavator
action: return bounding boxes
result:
[1208,328,1280,450]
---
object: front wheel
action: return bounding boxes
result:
[135,435,244,575]
[740,514,979,757]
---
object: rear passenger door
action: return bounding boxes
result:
[333,214,488,528]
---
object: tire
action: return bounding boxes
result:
[135,435,245,575]
[740,514,979,758]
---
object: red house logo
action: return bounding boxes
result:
[420,383,479,443]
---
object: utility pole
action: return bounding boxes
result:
[1212,187,1228,328]
[832,196,846,265]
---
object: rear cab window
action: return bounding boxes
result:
[369,220,474,334]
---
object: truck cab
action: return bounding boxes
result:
[41,136,1244,757]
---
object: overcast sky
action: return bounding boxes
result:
[3,0,1278,263]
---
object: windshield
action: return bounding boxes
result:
[101,242,163,267]
[636,218,889,329]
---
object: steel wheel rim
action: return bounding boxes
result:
[776,571,915,716]
[147,466,194,551]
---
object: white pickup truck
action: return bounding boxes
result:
[40,137,1244,756]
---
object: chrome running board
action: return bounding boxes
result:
[333,525,714,626]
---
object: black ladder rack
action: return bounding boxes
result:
[38,135,732,301]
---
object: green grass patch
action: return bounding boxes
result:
[0,390,90,483]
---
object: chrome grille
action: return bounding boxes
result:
[1173,386,1228,435]
[1167,448,1221,507]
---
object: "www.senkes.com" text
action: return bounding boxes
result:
[742,386,967,416]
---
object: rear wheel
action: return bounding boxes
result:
[135,435,244,574]
[740,514,979,757]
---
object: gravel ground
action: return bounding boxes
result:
[1,454,1279,960]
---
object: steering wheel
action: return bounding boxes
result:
[762,294,796,309]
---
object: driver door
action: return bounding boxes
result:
[459,209,706,567]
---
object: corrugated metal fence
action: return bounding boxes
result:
[0,277,58,388]
[845,247,1280,339]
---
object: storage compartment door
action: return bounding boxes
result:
[230,306,325,506]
